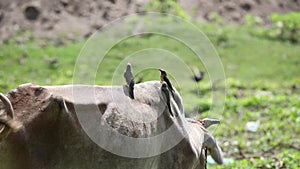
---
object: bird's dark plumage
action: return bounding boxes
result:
[129,78,135,99]
[158,68,175,97]
[124,63,135,99]
[124,63,134,85]
[161,83,173,117]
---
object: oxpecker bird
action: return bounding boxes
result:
[157,68,175,97]
[123,63,135,99]
[161,83,173,117]
[192,67,205,82]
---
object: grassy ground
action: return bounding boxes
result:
[0,22,299,168]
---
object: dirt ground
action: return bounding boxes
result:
[0,0,299,43]
[181,0,300,22]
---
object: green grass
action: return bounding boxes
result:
[0,21,300,168]
[0,39,83,90]
[200,23,300,82]
[208,79,300,168]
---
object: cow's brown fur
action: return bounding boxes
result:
[0,82,222,169]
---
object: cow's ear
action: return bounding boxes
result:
[0,93,23,140]
[203,133,224,165]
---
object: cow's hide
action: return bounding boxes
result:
[0,81,221,169]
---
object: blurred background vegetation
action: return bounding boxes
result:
[0,0,300,168]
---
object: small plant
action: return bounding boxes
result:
[245,12,300,43]
[146,0,190,20]
[244,14,263,26]
[199,13,229,46]
[268,12,300,43]
[197,101,211,113]
[208,12,223,24]
[215,29,229,46]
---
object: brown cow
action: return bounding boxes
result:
[0,81,223,169]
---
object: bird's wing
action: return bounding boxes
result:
[161,83,173,116]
